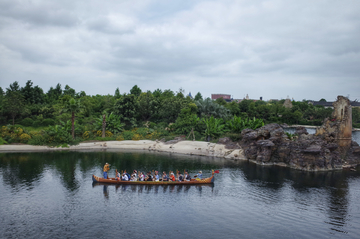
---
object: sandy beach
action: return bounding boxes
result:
[0,140,246,160]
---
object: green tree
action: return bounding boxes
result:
[62,98,83,139]
[130,85,142,97]
[194,92,203,101]
[173,103,200,135]
[353,107,360,127]
[114,88,121,99]
[158,96,190,123]
[95,112,125,134]
[195,98,230,119]
[4,91,24,125]
[138,91,157,121]
[63,85,76,98]
[7,81,20,92]
[114,94,138,128]
[76,91,86,98]
[46,83,63,103]
[21,80,45,104]
[203,116,226,141]
[215,97,227,106]
[225,101,241,116]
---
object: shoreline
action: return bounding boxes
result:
[0,140,246,160]
[1,139,358,171]
[287,124,360,131]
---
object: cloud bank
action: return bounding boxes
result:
[1,0,359,101]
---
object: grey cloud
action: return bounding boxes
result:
[0,0,79,27]
[1,0,360,101]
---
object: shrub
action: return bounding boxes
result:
[105,131,113,137]
[19,133,31,143]
[0,137,8,145]
[33,119,43,127]
[95,137,113,141]
[28,135,47,145]
[116,135,124,141]
[21,118,34,127]
[122,130,134,140]
[132,133,142,140]
[144,131,161,140]
[0,125,27,143]
[136,127,151,137]
[82,131,90,139]
[42,118,55,126]
[149,122,157,129]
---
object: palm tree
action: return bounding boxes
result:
[195,98,230,118]
[63,98,83,139]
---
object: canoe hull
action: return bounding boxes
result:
[92,173,215,185]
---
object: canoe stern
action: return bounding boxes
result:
[92,175,99,183]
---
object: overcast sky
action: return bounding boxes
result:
[0,0,359,101]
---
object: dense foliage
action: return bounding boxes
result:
[0,80,357,145]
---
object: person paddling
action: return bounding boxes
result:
[154,171,160,181]
[162,171,168,181]
[146,172,153,181]
[184,171,191,181]
[115,169,121,181]
[103,163,110,179]
[170,172,175,181]
[121,173,129,181]
[178,172,183,182]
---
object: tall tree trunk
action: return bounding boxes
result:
[12,116,15,125]
[102,114,106,138]
[71,111,75,139]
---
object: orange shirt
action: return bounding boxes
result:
[170,175,175,181]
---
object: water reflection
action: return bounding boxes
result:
[92,182,213,198]
[1,151,360,238]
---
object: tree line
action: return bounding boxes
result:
[0,80,359,145]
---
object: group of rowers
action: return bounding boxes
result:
[103,163,203,182]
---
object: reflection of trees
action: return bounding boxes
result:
[0,153,46,189]
[53,152,80,191]
[1,149,355,234]
[239,161,290,190]
[239,162,352,232]
[290,171,350,232]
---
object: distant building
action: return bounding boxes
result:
[211,94,231,100]
[309,100,360,108]
[188,92,193,99]
[283,95,293,108]
[241,94,262,102]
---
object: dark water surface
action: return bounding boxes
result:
[1,151,360,239]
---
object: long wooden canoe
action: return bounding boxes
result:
[92,170,215,185]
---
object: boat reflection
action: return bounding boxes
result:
[92,182,213,197]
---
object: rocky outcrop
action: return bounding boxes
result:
[315,96,352,158]
[239,123,347,171]
[238,95,360,171]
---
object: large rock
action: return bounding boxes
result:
[237,96,360,171]
[239,123,344,171]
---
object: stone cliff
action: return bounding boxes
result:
[237,96,360,171]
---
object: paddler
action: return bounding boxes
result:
[103,163,110,179]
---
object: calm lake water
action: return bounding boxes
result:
[1,151,360,239]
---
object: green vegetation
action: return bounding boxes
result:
[0,80,354,146]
